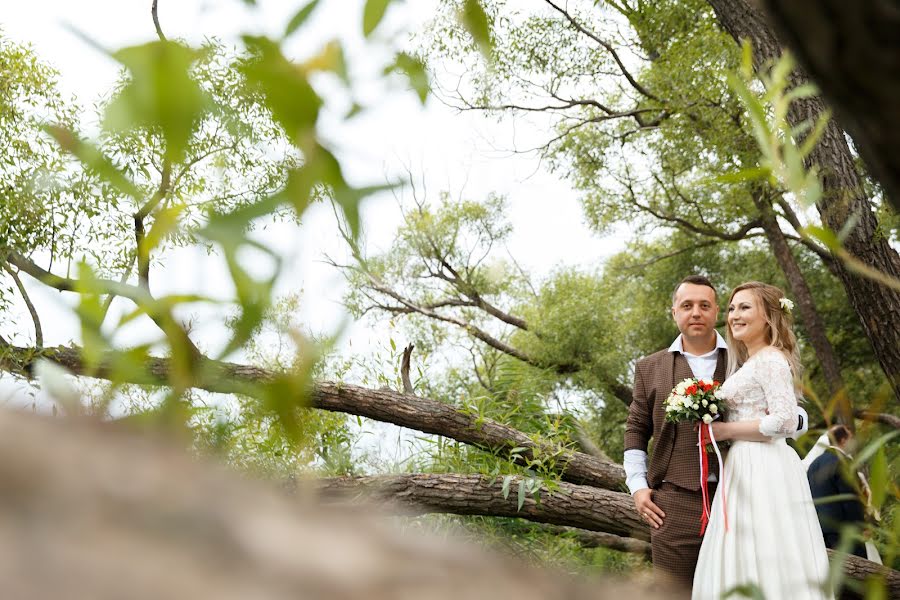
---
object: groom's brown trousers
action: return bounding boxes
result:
[650,482,717,590]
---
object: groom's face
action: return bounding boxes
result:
[671,283,718,341]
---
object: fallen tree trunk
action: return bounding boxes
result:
[312,382,626,490]
[0,343,627,491]
[314,473,900,594]
[0,408,672,600]
[315,473,647,541]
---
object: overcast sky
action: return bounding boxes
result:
[1,1,623,416]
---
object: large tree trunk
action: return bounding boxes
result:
[0,407,676,600]
[755,0,900,215]
[316,473,647,541]
[753,190,850,422]
[706,0,900,402]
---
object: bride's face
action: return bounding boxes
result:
[727,290,769,347]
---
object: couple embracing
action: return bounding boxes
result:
[624,275,832,599]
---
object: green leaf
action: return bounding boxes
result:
[303,40,349,85]
[803,225,840,250]
[850,430,900,471]
[723,582,765,600]
[869,446,887,511]
[798,110,831,159]
[284,0,321,38]
[388,52,430,104]
[142,203,186,253]
[459,0,492,58]
[44,125,141,199]
[517,478,526,511]
[363,0,393,37]
[740,40,753,79]
[240,35,322,146]
[104,41,211,164]
[501,475,512,499]
[711,166,770,185]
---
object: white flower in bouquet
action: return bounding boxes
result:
[714,389,727,400]
[702,399,708,407]
[709,404,718,414]
[702,414,714,424]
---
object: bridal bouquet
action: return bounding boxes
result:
[663,377,724,429]
[664,377,729,534]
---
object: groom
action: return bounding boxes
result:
[624,275,805,588]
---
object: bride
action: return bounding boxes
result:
[692,282,832,599]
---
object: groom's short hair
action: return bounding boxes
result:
[671,275,717,305]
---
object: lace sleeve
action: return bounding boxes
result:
[753,350,798,437]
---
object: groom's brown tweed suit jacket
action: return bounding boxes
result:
[624,346,727,588]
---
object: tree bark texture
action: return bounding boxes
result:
[756,0,900,215]
[706,0,900,402]
[315,473,647,541]
[0,408,677,600]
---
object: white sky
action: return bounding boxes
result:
[0,1,624,417]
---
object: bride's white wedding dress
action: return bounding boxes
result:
[692,348,832,599]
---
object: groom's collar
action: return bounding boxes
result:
[668,331,728,356]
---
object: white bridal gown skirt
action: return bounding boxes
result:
[692,439,833,600]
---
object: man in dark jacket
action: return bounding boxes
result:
[807,425,867,558]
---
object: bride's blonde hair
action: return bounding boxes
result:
[725,281,802,383]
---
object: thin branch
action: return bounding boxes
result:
[543,0,661,102]
[2,263,43,347]
[151,0,167,41]
[362,271,539,368]
[400,344,414,394]
[135,160,172,290]
[100,252,137,329]
[623,180,762,240]
[613,239,723,273]
[542,525,650,558]
[3,249,201,359]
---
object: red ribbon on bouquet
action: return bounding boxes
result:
[697,423,728,535]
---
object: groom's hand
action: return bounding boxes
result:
[634,488,665,529]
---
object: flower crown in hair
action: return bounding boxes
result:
[779,297,794,313]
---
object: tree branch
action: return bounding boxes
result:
[2,249,201,359]
[623,180,762,240]
[855,410,900,430]
[543,525,650,559]
[1,263,42,347]
[542,0,661,102]
[400,343,414,394]
[135,160,172,290]
[151,0,166,41]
